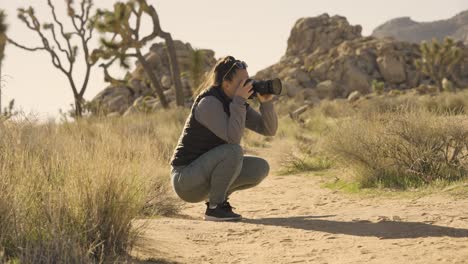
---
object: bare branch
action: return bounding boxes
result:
[134,3,143,40]
[85,24,94,43]
[47,0,74,57]
[7,38,45,52]
[11,33,67,76]
[29,17,71,74]
[99,57,127,85]
[80,0,86,22]
[17,14,36,31]
[70,12,81,34]
[84,0,93,22]
[48,24,71,59]
[139,6,160,45]
[100,56,119,68]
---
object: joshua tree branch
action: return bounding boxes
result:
[142,5,184,106]
[49,25,71,59]
[7,38,45,52]
[47,0,74,58]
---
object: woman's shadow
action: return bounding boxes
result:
[241,215,468,239]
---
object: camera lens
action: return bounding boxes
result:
[246,78,282,99]
[270,78,282,95]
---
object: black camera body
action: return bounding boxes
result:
[246,78,282,99]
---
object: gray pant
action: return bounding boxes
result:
[170,144,270,205]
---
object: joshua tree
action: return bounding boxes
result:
[93,0,184,108]
[7,0,98,118]
[415,37,463,92]
[189,49,204,96]
[0,10,7,112]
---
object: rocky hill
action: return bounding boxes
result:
[91,13,468,116]
[372,10,468,44]
[255,13,468,101]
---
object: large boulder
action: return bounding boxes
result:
[347,90,362,102]
[315,80,341,99]
[341,59,372,94]
[377,54,406,84]
[286,14,362,56]
[91,85,135,114]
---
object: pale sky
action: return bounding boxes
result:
[1,0,467,120]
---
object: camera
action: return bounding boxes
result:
[245,78,282,99]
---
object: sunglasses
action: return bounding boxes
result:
[222,60,248,81]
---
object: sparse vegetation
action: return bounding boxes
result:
[278,151,332,175]
[189,49,205,93]
[0,110,184,263]
[325,110,467,188]
[0,99,17,121]
[274,89,468,190]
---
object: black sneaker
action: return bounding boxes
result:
[204,200,242,221]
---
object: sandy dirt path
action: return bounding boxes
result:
[131,152,468,264]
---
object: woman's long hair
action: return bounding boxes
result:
[192,55,243,98]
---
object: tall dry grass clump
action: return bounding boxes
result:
[0,109,187,263]
[314,90,468,119]
[324,109,468,188]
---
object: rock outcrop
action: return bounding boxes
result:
[372,10,468,45]
[91,40,216,116]
[91,13,468,116]
[255,13,468,100]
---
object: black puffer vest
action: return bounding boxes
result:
[170,85,249,167]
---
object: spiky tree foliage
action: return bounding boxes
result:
[93,0,185,108]
[7,0,97,118]
[189,49,204,96]
[415,37,463,92]
[0,10,7,113]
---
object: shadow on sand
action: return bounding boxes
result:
[242,215,468,239]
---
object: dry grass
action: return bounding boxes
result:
[275,90,468,189]
[311,90,468,119]
[0,109,187,263]
[324,110,467,188]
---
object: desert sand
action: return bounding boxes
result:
[131,150,468,264]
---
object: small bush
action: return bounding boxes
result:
[324,110,468,189]
[278,151,332,175]
[371,80,385,94]
[277,131,333,175]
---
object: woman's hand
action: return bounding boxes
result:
[257,93,274,103]
[234,79,254,100]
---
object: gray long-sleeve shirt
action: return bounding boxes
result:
[194,95,278,144]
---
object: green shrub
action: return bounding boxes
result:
[371,80,385,94]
